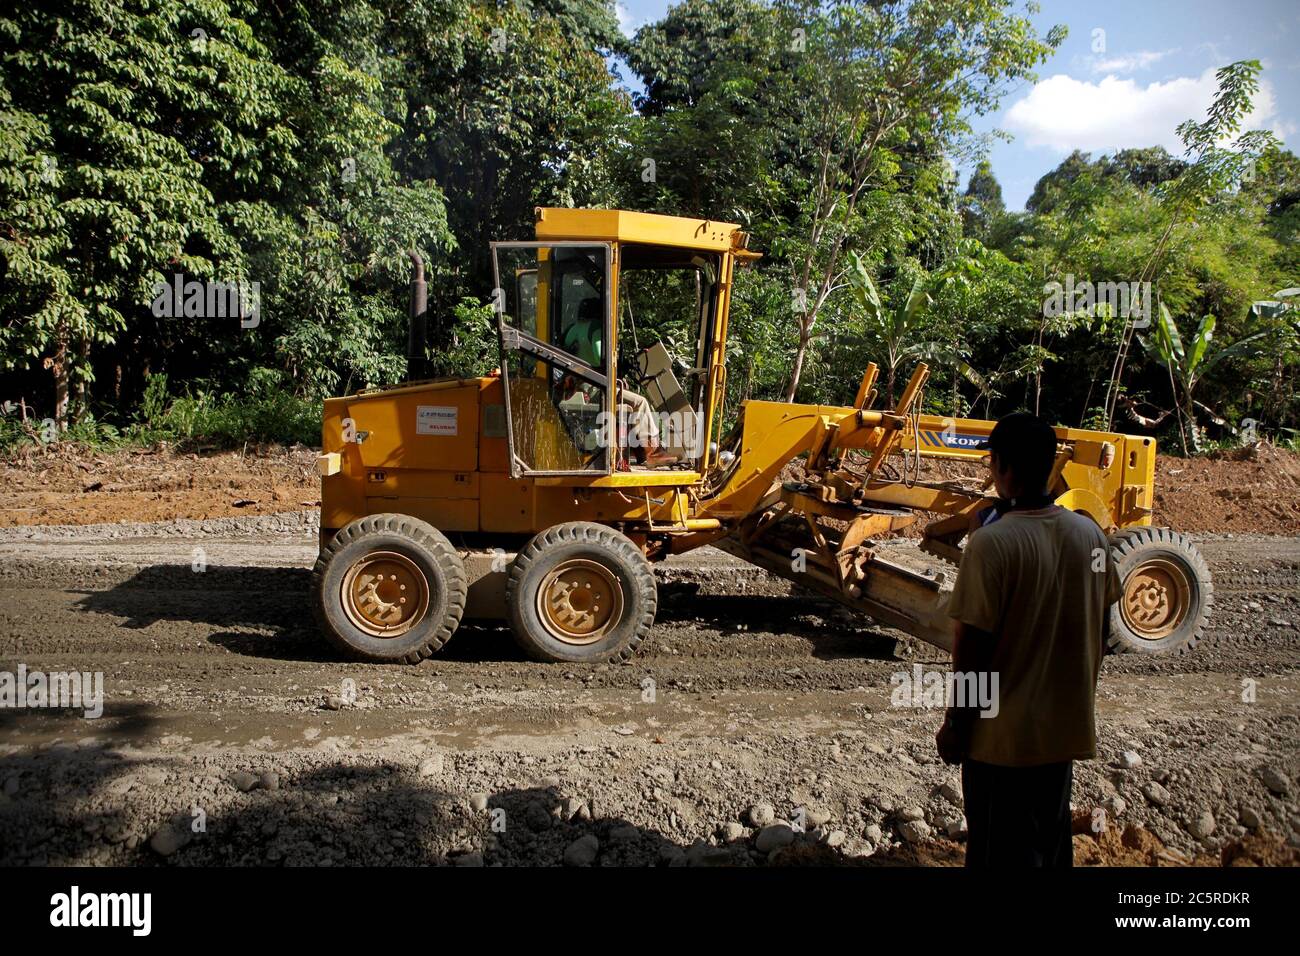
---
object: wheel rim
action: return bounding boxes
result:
[535,558,623,645]
[340,550,431,638]
[1121,557,1191,640]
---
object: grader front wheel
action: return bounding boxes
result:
[312,514,467,663]
[1107,527,1213,655]
[507,522,657,663]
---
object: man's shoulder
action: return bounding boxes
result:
[973,507,1105,548]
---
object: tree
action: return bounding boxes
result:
[388,0,630,299]
[846,253,932,406]
[0,0,457,425]
[621,0,770,115]
[1102,60,1281,428]
[960,159,1005,241]
[771,0,1063,401]
[1026,150,1094,214]
[1141,305,1269,453]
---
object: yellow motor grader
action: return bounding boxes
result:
[312,208,1212,664]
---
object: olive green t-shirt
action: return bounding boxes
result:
[946,507,1123,767]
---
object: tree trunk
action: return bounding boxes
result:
[784,325,812,402]
[1184,395,1200,454]
[50,320,70,433]
[73,333,90,423]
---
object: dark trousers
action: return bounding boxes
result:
[961,758,1074,867]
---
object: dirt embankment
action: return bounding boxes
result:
[1153,443,1300,534]
[5,442,1300,534]
[0,445,320,528]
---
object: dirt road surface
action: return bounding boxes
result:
[0,514,1297,866]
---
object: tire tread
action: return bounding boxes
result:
[311,513,466,664]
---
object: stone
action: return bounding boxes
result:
[609,824,640,844]
[944,816,968,839]
[938,781,963,807]
[899,820,932,843]
[1240,807,1262,830]
[148,822,192,857]
[720,822,746,842]
[230,771,258,793]
[1188,810,1216,840]
[899,806,925,822]
[564,834,599,866]
[259,771,280,791]
[747,803,775,827]
[863,824,884,844]
[826,829,847,847]
[1104,795,1127,817]
[1261,766,1290,795]
[418,754,444,778]
[806,806,833,828]
[469,792,489,812]
[1119,751,1143,770]
[754,823,796,853]
[1142,782,1170,806]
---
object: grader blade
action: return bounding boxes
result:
[714,531,955,651]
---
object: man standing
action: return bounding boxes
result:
[936,412,1122,867]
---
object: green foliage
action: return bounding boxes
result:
[1140,304,1271,452]
[162,389,319,447]
[428,300,499,379]
[961,160,1006,241]
[0,2,1295,459]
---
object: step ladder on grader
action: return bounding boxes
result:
[311,208,1213,664]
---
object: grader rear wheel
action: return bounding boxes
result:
[312,514,467,663]
[1107,527,1212,655]
[535,558,625,645]
[507,522,656,663]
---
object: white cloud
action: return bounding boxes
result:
[1088,49,1176,74]
[1005,68,1294,153]
[616,3,640,38]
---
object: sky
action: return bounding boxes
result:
[610,0,1300,210]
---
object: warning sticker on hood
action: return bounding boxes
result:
[417,405,458,436]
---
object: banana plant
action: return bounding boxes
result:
[847,252,932,406]
[1141,303,1269,453]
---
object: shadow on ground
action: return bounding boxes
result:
[0,744,958,866]
[72,567,905,664]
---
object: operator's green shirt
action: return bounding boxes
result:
[563,316,603,368]
[946,507,1123,767]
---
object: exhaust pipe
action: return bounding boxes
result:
[407,250,427,381]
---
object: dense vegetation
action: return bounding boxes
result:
[1,0,1295,453]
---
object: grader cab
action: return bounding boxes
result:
[312,208,1213,664]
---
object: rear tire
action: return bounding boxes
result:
[506,522,657,663]
[1106,527,1212,655]
[312,514,466,663]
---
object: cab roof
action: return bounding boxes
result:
[533,207,750,254]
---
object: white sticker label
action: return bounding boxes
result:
[417,405,458,436]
